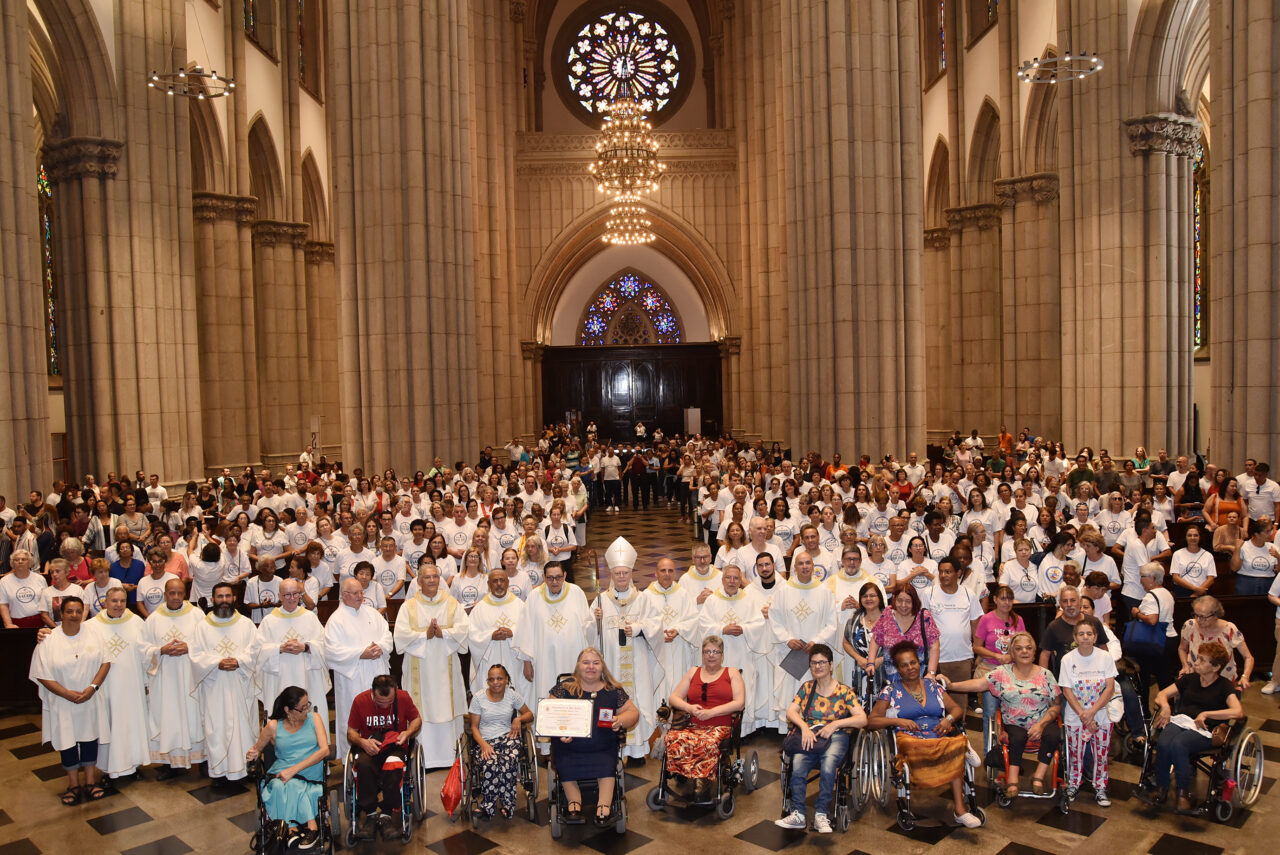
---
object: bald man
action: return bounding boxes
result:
[467,569,530,703]
[140,578,205,778]
[324,577,392,760]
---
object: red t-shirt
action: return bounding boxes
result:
[347,689,420,740]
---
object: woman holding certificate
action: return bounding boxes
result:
[547,648,639,825]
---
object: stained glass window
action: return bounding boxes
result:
[1193,141,1208,350]
[939,1,947,72]
[579,272,683,346]
[565,9,684,119]
[244,0,256,36]
[38,164,58,376]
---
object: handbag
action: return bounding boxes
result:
[1122,611,1168,658]
[782,681,831,755]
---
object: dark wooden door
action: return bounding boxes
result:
[541,344,722,442]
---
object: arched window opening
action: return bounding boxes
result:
[579,271,683,346]
[38,163,58,376]
[1193,139,1208,351]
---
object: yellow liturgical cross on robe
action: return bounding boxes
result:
[215,637,238,657]
[548,612,568,632]
[106,635,127,657]
[791,601,814,621]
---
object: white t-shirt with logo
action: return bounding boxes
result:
[921,584,984,662]
[137,573,178,612]
[1058,646,1118,727]
[1237,540,1278,579]
[40,583,86,624]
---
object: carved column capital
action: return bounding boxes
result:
[193,192,259,222]
[924,227,951,249]
[509,0,526,24]
[520,340,544,361]
[944,203,1002,231]
[718,335,741,356]
[994,172,1060,206]
[42,137,125,183]
[305,240,335,264]
[718,0,735,20]
[1123,112,1201,158]
[253,220,309,247]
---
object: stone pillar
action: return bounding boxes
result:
[193,193,262,473]
[520,341,544,428]
[0,3,52,491]
[944,204,1002,432]
[718,336,741,436]
[304,241,339,457]
[252,220,311,465]
[1210,0,1280,467]
[996,173,1062,438]
[776,0,925,457]
[922,227,951,438]
[329,0,479,471]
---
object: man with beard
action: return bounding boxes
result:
[190,582,258,787]
[140,578,205,778]
[514,561,595,707]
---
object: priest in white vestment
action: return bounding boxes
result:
[697,565,772,734]
[769,551,838,732]
[638,557,699,705]
[190,583,258,784]
[324,577,393,760]
[394,565,469,768]
[595,537,663,761]
[140,578,206,775]
[467,569,531,703]
[253,579,330,728]
[681,547,722,605]
[93,587,151,779]
[513,560,595,704]
[826,547,887,684]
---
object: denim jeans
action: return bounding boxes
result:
[1153,725,1213,790]
[1234,575,1273,596]
[788,730,850,815]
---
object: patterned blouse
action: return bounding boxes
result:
[1180,619,1246,681]
[871,608,941,661]
[876,677,950,738]
[792,680,861,728]
[984,664,1060,729]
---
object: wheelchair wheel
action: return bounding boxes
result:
[715,792,735,819]
[615,802,627,834]
[411,746,427,821]
[996,791,1013,808]
[850,732,869,811]
[741,749,759,793]
[1232,730,1264,807]
[327,789,343,850]
[874,732,893,808]
[401,808,414,844]
[896,809,915,831]
[549,806,563,839]
[835,801,851,832]
[1213,799,1234,823]
[646,785,665,811]
[972,806,987,826]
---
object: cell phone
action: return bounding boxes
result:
[617,628,627,647]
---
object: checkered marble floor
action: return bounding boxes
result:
[1,505,1277,854]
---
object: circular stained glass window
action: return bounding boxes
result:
[554,2,694,127]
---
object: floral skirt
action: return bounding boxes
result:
[472,735,520,817]
[664,726,731,779]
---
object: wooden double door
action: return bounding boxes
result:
[541,344,722,442]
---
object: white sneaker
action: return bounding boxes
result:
[965,744,983,768]
[1095,789,1111,807]
[1262,682,1279,695]
[774,810,806,829]
[813,813,833,834]
[954,811,981,828]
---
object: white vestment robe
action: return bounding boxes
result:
[637,582,699,705]
[394,592,469,767]
[190,612,259,780]
[598,586,664,758]
[827,571,888,684]
[140,602,206,766]
[769,577,838,731]
[697,586,772,734]
[93,611,151,777]
[513,583,596,704]
[253,606,330,729]
[468,593,531,703]
[29,623,110,751]
[324,603,392,759]
[680,567,722,604]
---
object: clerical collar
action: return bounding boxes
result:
[690,568,716,579]
[541,585,568,603]
[207,612,240,626]
[159,603,192,617]
[97,612,133,624]
[716,588,744,600]
[485,592,515,606]
[272,606,304,618]
[759,577,777,590]
[652,582,678,595]
[611,585,633,599]
[418,591,446,604]
[790,575,821,589]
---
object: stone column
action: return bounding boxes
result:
[329,0,479,471]
[996,173,1062,438]
[520,341,543,428]
[193,192,261,473]
[944,204,1002,432]
[922,227,951,437]
[304,241,339,457]
[776,0,925,456]
[252,220,311,465]
[0,2,52,490]
[1210,0,1280,466]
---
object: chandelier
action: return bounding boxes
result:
[589,98,664,244]
[148,65,236,98]
[603,193,653,245]
[1016,51,1103,84]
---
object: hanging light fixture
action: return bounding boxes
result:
[603,193,654,245]
[589,98,665,196]
[148,65,236,99]
[1016,51,1103,84]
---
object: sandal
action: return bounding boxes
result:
[594,805,612,826]
[566,801,582,820]
[1003,783,1019,798]
[61,787,82,806]
[1031,778,1045,795]
[86,784,107,801]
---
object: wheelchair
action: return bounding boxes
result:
[778,728,858,832]
[645,710,759,819]
[450,721,540,824]
[1108,656,1153,766]
[859,726,986,832]
[338,739,427,845]
[541,674,629,839]
[848,667,888,814]
[248,746,336,855]
[983,707,1070,814]
[1138,706,1265,822]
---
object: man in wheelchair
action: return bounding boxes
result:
[1137,640,1242,813]
[346,674,422,839]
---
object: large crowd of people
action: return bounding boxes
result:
[5,424,1276,842]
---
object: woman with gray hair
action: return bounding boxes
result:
[59,538,92,583]
[1177,595,1253,688]
[1130,561,1177,692]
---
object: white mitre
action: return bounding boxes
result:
[605,536,637,570]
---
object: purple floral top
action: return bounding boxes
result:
[985,664,1059,729]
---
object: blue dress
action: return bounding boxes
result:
[548,684,629,781]
[262,713,324,824]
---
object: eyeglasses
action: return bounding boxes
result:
[809,659,830,667]
[1193,613,1215,620]
[292,701,312,713]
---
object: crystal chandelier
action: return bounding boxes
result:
[1016,51,1103,84]
[589,99,665,196]
[603,193,653,245]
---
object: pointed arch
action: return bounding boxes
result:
[30,0,119,139]
[247,116,284,220]
[968,98,1000,202]
[577,269,684,346]
[301,151,328,240]
[1127,0,1208,116]
[188,99,226,193]
[926,137,950,228]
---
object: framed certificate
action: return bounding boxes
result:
[535,698,595,738]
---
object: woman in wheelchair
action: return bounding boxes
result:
[549,648,639,825]
[1138,640,1243,813]
[776,644,866,833]
[467,664,534,819]
[870,642,981,828]
[246,686,330,851]
[663,635,745,801]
